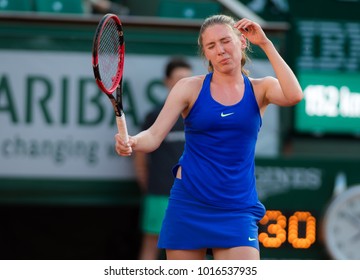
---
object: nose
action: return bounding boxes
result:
[215,43,225,54]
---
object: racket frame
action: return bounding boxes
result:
[92,13,129,142]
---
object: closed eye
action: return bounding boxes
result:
[206,43,215,50]
[205,36,232,50]
[221,38,231,44]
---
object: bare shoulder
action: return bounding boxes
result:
[249,76,279,96]
[176,74,206,88]
[249,76,277,88]
[171,74,206,117]
[248,76,279,109]
[171,75,206,100]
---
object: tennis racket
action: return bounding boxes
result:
[92,13,128,143]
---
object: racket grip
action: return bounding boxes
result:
[116,114,129,143]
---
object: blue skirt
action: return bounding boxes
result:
[158,178,266,250]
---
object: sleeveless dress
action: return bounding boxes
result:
[158,72,266,250]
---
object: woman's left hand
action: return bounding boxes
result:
[233,18,269,47]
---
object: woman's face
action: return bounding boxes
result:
[201,24,244,73]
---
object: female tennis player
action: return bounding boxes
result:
[115,15,303,260]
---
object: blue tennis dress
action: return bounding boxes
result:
[158,72,266,250]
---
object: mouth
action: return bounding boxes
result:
[219,58,230,64]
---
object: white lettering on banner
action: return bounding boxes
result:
[0,50,278,179]
[304,85,360,117]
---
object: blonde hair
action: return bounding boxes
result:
[198,14,250,76]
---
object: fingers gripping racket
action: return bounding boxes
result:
[92,13,129,143]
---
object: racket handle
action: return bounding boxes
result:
[116,114,129,143]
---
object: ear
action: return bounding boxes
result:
[239,34,247,50]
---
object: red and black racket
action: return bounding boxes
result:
[92,13,128,142]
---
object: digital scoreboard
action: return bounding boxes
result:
[295,72,360,135]
[255,158,360,259]
[293,19,360,136]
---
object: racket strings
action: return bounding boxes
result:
[98,19,122,91]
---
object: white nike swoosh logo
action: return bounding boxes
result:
[221,112,235,117]
[248,237,257,241]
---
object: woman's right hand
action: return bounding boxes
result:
[115,134,134,156]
